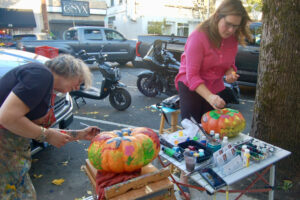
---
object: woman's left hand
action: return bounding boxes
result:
[80,126,100,140]
[225,71,240,83]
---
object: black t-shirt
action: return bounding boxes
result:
[0,62,53,120]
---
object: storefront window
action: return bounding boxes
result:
[177,23,189,37]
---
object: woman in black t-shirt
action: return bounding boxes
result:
[0,54,100,199]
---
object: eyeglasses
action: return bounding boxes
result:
[224,18,240,30]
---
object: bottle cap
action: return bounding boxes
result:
[245,149,250,153]
[193,153,200,157]
[223,136,228,141]
[174,140,179,146]
[210,130,215,136]
[198,149,204,153]
[193,136,198,141]
[215,133,220,139]
[242,145,247,150]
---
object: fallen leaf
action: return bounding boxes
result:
[52,178,65,185]
[61,161,68,166]
[84,148,88,151]
[33,174,43,179]
[87,190,92,195]
[5,184,16,191]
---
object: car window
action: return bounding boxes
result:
[64,30,78,40]
[13,34,37,41]
[84,29,103,40]
[104,30,124,41]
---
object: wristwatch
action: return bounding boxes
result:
[35,127,48,142]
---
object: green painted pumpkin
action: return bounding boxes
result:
[88,127,160,173]
[201,108,246,138]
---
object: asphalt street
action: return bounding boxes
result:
[29,63,257,200]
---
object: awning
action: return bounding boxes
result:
[0,8,36,28]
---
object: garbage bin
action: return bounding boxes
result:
[35,46,59,58]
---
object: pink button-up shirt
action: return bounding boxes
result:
[175,30,238,94]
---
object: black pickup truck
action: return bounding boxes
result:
[135,22,262,87]
[17,26,137,65]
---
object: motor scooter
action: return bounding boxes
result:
[137,39,240,105]
[70,47,131,111]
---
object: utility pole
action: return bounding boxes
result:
[41,0,49,33]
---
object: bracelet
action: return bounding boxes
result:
[35,127,48,142]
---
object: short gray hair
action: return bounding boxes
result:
[45,54,92,88]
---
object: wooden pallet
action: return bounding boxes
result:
[84,159,175,200]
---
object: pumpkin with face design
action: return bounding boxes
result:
[88,127,160,173]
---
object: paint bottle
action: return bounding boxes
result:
[221,136,228,148]
[210,130,215,138]
[241,145,248,154]
[200,135,207,146]
[198,149,205,157]
[243,149,250,167]
[162,147,184,162]
[215,133,220,143]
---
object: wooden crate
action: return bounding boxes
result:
[84,159,175,200]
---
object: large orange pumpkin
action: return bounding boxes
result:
[88,127,160,173]
[201,108,246,138]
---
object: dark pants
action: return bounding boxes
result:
[178,81,213,123]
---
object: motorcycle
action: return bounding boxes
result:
[70,47,131,111]
[137,40,180,97]
[137,39,240,105]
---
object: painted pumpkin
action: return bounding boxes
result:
[88,127,160,173]
[201,108,246,138]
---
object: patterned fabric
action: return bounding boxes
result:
[0,93,56,199]
[0,128,36,200]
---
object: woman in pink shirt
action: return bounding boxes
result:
[175,0,252,124]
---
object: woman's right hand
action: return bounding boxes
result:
[208,94,226,110]
[46,129,71,148]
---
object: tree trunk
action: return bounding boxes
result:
[251,0,300,194]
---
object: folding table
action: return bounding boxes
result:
[158,133,291,200]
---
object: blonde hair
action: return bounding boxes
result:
[45,54,92,88]
[197,0,252,48]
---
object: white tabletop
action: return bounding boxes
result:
[159,133,291,193]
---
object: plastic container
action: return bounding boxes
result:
[221,136,228,147]
[178,140,212,163]
[184,150,196,172]
[35,46,59,58]
[243,149,250,167]
[200,135,207,146]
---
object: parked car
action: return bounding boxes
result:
[0,48,74,154]
[17,26,137,65]
[0,34,38,49]
[134,22,262,87]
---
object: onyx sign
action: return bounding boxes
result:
[61,0,90,17]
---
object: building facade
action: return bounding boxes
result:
[105,0,216,40]
[0,0,107,40]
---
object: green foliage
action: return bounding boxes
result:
[147,22,163,35]
[245,0,263,12]
[277,180,293,191]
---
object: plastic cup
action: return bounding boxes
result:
[184,152,196,172]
